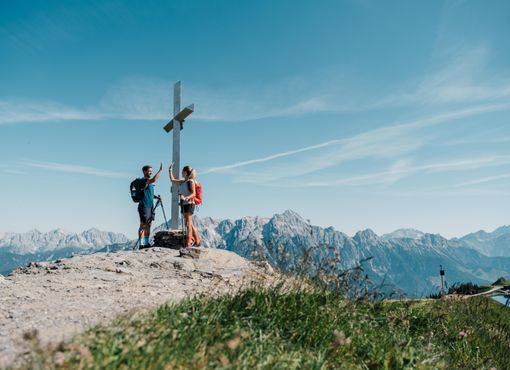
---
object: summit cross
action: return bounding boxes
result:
[163,81,194,230]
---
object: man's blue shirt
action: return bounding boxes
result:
[141,179,154,208]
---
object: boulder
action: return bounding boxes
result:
[153,230,186,249]
[179,247,204,259]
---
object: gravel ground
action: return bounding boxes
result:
[0,247,272,369]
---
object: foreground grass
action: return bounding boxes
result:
[22,289,510,370]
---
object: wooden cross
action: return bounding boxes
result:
[163,81,194,230]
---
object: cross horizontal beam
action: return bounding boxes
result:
[163,104,195,133]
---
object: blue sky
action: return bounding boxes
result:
[1,0,509,238]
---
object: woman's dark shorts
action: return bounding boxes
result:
[138,207,155,224]
[181,203,195,215]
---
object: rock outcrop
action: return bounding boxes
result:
[0,247,274,368]
[152,230,186,249]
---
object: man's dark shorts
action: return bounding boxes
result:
[181,203,195,215]
[138,207,155,224]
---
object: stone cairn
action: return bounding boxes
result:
[152,230,186,249]
[152,230,202,259]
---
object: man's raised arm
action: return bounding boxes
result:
[147,162,163,184]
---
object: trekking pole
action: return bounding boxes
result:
[157,196,169,230]
[180,199,187,249]
[133,236,141,251]
[152,195,169,230]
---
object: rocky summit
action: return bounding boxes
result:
[0,247,274,369]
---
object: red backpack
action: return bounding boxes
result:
[188,180,203,205]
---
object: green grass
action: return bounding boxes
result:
[20,287,510,370]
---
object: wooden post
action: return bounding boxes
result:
[171,81,181,230]
[162,81,194,230]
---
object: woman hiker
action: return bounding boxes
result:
[169,163,201,248]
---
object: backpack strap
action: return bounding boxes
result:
[187,179,195,192]
[187,179,198,203]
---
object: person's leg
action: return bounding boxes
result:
[141,208,153,246]
[187,205,199,246]
[137,223,144,248]
[144,222,152,246]
[184,213,193,247]
[139,223,147,246]
[138,207,145,241]
[191,223,200,246]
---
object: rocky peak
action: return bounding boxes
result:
[353,229,379,244]
[267,210,309,233]
[216,219,235,236]
[235,216,268,228]
[492,225,510,238]
[466,230,490,240]
[26,229,42,236]
[382,228,425,240]
[281,209,305,220]
[81,229,127,243]
[419,233,448,247]
[82,227,101,234]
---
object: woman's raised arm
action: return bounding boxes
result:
[168,163,184,184]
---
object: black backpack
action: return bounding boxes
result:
[130,178,146,203]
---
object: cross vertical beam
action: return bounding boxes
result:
[171,81,181,229]
[163,80,194,230]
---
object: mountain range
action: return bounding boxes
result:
[452,226,510,257]
[0,229,128,275]
[189,211,510,296]
[1,211,509,296]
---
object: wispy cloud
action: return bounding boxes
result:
[98,76,363,122]
[255,156,510,188]
[98,46,510,122]
[0,164,28,176]
[455,173,510,188]
[0,87,340,125]
[421,155,510,173]
[0,99,105,125]
[1,169,27,175]
[283,159,413,187]
[2,44,510,125]
[201,139,342,174]
[203,102,510,181]
[0,73,363,125]
[445,131,510,146]
[23,160,128,178]
[382,46,510,107]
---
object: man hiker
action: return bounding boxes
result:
[137,163,163,248]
